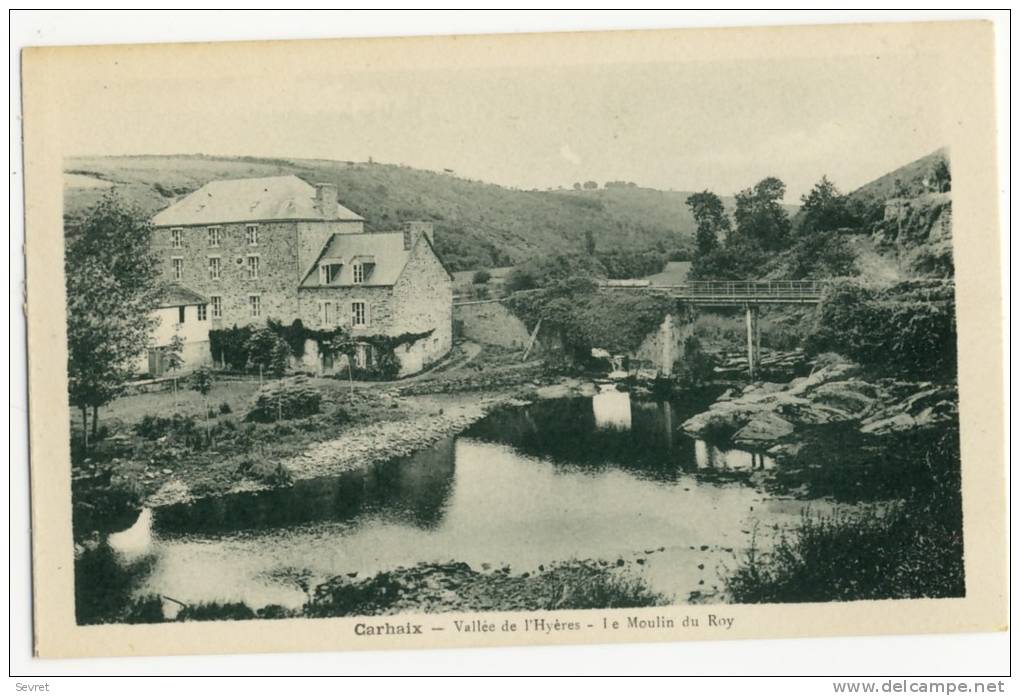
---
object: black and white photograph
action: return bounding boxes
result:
[16,14,1006,668]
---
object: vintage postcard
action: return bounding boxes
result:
[21,20,1006,659]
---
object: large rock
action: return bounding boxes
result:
[732,413,795,446]
[681,402,763,438]
[859,385,958,434]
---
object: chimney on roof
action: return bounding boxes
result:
[403,220,434,250]
[314,183,338,218]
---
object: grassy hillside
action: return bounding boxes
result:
[849,146,949,207]
[65,155,780,272]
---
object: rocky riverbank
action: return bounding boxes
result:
[681,359,958,460]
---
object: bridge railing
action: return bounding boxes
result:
[679,280,827,298]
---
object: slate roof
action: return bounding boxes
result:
[157,282,208,308]
[151,175,364,226]
[302,232,412,287]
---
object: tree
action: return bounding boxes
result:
[472,270,491,284]
[65,193,160,450]
[583,180,598,190]
[733,176,792,251]
[164,333,185,407]
[191,365,215,441]
[244,328,292,379]
[685,190,730,256]
[573,182,582,191]
[798,176,860,234]
[584,229,597,255]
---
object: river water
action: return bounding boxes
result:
[87,391,830,617]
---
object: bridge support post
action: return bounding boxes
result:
[745,305,760,380]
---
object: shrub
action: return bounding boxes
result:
[674,335,716,388]
[177,601,257,622]
[595,250,667,280]
[72,474,145,538]
[244,378,322,422]
[541,565,668,610]
[727,429,963,603]
[236,457,294,486]
[244,328,293,377]
[218,401,232,414]
[472,269,491,284]
[504,268,538,293]
[135,413,198,440]
[209,324,254,370]
[806,279,957,379]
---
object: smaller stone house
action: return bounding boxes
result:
[298,221,454,377]
[135,283,212,378]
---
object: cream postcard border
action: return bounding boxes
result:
[21,20,1006,659]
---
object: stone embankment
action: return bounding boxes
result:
[682,361,958,457]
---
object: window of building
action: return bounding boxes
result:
[178,306,186,324]
[319,301,334,327]
[197,304,207,321]
[320,262,342,284]
[249,294,261,318]
[352,263,365,284]
[208,256,221,280]
[207,226,222,247]
[351,301,367,328]
[246,255,260,279]
[354,343,371,369]
[211,295,222,319]
[172,257,183,280]
[245,224,259,246]
[171,228,183,248]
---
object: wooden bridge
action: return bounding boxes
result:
[602,279,829,378]
[602,279,827,306]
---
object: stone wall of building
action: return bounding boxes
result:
[390,237,453,373]
[152,220,314,328]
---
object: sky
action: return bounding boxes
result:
[59,43,950,202]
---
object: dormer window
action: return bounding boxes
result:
[319,260,343,285]
[352,263,365,284]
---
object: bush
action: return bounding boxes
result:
[236,457,294,486]
[245,328,293,377]
[674,335,716,388]
[218,401,232,414]
[135,413,198,440]
[806,280,957,379]
[209,324,254,370]
[244,378,322,422]
[727,429,963,602]
[595,250,667,280]
[177,602,257,622]
[504,268,538,293]
[472,269,491,284]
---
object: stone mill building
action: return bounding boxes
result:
[149,175,453,377]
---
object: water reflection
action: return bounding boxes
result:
[155,436,457,536]
[592,389,633,430]
[695,440,774,471]
[108,508,153,560]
